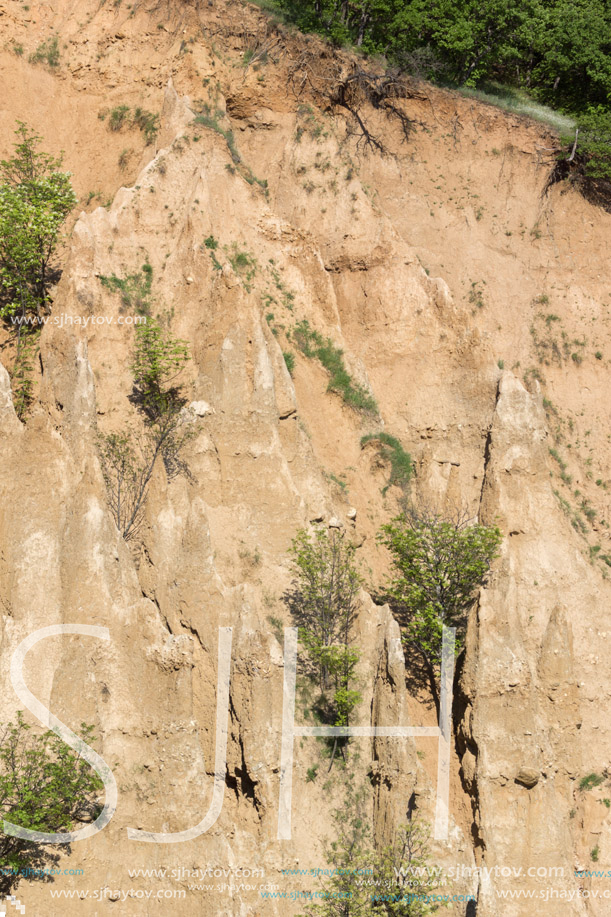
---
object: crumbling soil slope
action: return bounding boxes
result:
[0,0,610,914]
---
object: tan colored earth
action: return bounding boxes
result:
[0,0,610,914]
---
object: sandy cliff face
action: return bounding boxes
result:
[0,1,610,914]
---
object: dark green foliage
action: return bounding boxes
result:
[257,0,611,203]
[99,263,153,315]
[0,123,77,320]
[130,317,189,419]
[379,508,502,713]
[287,527,362,767]
[283,350,295,374]
[361,432,413,493]
[266,0,611,108]
[0,713,102,895]
[574,109,611,181]
[292,319,378,415]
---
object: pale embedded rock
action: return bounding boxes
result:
[189,400,215,417]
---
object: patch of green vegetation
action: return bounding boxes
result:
[108,105,130,131]
[457,83,575,133]
[227,243,256,290]
[530,311,587,367]
[102,106,159,144]
[0,712,103,894]
[291,319,378,415]
[295,103,328,142]
[523,366,545,390]
[549,447,568,473]
[202,235,222,271]
[268,264,295,311]
[283,351,295,375]
[194,107,268,194]
[327,472,348,492]
[579,772,604,792]
[132,107,160,145]
[29,35,60,68]
[468,280,485,309]
[361,432,413,494]
[98,262,153,315]
[194,108,241,163]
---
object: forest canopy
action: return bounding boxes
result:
[268,0,611,184]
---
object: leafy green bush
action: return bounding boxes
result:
[288,526,362,768]
[298,782,441,917]
[573,108,611,182]
[283,350,295,375]
[130,317,189,419]
[0,713,102,895]
[379,508,502,713]
[0,123,77,321]
[292,319,378,415]
[360,432,413,493]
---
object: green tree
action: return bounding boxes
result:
[287,526,362,768]
[379,508,502,714]
[298,783,440,916]
[288,526,361,690]
[0,713,102,896]
[571,107,611,181]
[0,122,77,321]
[131,316,190,419]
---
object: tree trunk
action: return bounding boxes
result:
[357,8,370,45]
[417,645,440,719]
